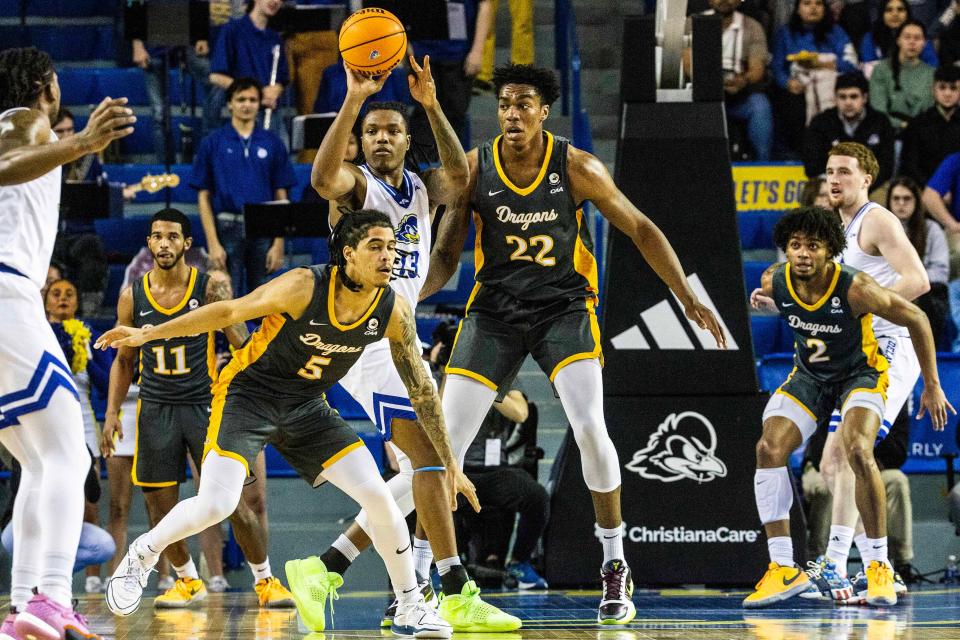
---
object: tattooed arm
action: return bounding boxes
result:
[385,295,480,511]
[205,269,250,348]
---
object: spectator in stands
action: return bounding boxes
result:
[408,0,494,152]
[285,0,341,117]
[800,175,831,207]
[683,0,774,161]
[868,20,935,132]
[921,151,960,273]
[474,0,534,95]
[190,77,296,296]
[209,0,289,141]
[313,59,412,114]
[803,71,895,185]
[888,177,950,342]
[42,260,66,301]
[124,0,224,162]
[43,278,114,592]
[899,64,960,185]
[771,0,858,154]
[859,0,938,75]
[802,404,916,577]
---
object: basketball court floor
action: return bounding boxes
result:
[38,584,960,639]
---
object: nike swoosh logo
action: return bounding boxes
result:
[402,586,417,594]
[782,572,801,586]
[309,320,327,326]
[396,543,411,555]
[488,189,504,196]
[781,303,794,307]
[756,479,768,485]
[872,545,883,549]
[139,310,153,316]
[603,535,619,539]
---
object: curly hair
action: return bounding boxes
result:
[492,64,561,106]
[0,47,55,112]
[326,208,394,291]
[773,206,846,258]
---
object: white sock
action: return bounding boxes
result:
[825,525,855,576]
[597,524,625,564]
[249,558,273,582]
[173,558,199,580]
[767,536,794,567]
[412,536,433,582]
[864,537,890,568]
[435,556,462,576]
[332,534,361,564]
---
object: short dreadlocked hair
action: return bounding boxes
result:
[326,209,394,291]
[492,64,561,106]
[773,206,846,258]
[0,47,55,112]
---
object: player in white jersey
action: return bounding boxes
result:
[817,142,931,598]
[287,56,520,633]
[0,46,134,640]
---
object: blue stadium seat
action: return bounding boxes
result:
[26,0,111,16]
[292,163,312,201]
[742,260,770,293]
[750,315,781,358]
[755,353,793,393]
[57,69,99,105]
[168,70,206,106]
[95,68,150,107]
[103,263,127,310]
[311,239,329,265]
[738,212,761,249]
[30,25,113,61]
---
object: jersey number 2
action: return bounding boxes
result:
[152,345,191,375]
[506,235,556,266]
[298,355,332,381]
[806,338,830,363]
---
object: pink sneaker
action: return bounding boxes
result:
[0,612,20,640]
[13,591,99,640]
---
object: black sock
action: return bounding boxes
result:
[320,547,352,576]
[440,565,470,595]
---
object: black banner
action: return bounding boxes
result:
[543,395,807,585]
[601,101,757,397]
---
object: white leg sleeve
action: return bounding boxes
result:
[321,446,416,595]
[755,467,793,524]
[355,442,415,536]
[553,360,621,493]
[143,451,245,554]
[442,374,498,464]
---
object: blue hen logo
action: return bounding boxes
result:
[625,411,727,484]
[395,213,420,244]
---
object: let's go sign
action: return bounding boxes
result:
[731,163,810,211]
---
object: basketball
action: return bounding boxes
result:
[338,8,407,77]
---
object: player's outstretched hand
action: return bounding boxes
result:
[100,414,123,458]
[750,287,777,312]
[685,301,727,349]
[447,462,480,513]
[407,54,437,110]
[77,97,136,153]
[344,62,391,100]
[917,384,956,431]
[94,326,148,350]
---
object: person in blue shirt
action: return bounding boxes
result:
[859,0,938,68]
[190,77,296,296]
[772,0,858,153]
[409,0,494,153]
[209,0,289,140]
[313,57,412,114]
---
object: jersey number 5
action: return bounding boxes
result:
[506,235,556,266]
[152,345,191,375]
[806,338,830,363]
[298,355,332,381]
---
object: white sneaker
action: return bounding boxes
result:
[208,575,230,593]
[85,576,103,594]
[157,575,175,591]
[393,597,452,638]
[106,542,157,616]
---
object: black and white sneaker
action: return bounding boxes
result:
[382,579,437,628]
[598,560,636,625]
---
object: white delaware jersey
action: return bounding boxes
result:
[359,164,431,311]
[0,108,61,289]
[841,201,907,337]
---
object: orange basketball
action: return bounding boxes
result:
[339,8,407,77]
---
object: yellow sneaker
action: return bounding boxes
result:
[154,577,208,609]
[255,576,296,609]
[742,562,810,608]
[865,561,897,607]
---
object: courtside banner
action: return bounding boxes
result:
[731,163,810,212]
[543,395,807,585]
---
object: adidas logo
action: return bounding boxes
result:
[610,274,739,351]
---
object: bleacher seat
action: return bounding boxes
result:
[29,25,113,61]
[292,163,312,201]
[103,263,126,310]
[311,239,329,264]
[93,68,150,107]
[750,315,781,358]
[25,0,112,16]
[743,260,770,294]
[756,353,793,393]
[738,210,783,250]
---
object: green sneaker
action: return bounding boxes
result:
[437,580,522,632]
[285,556,343,632]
